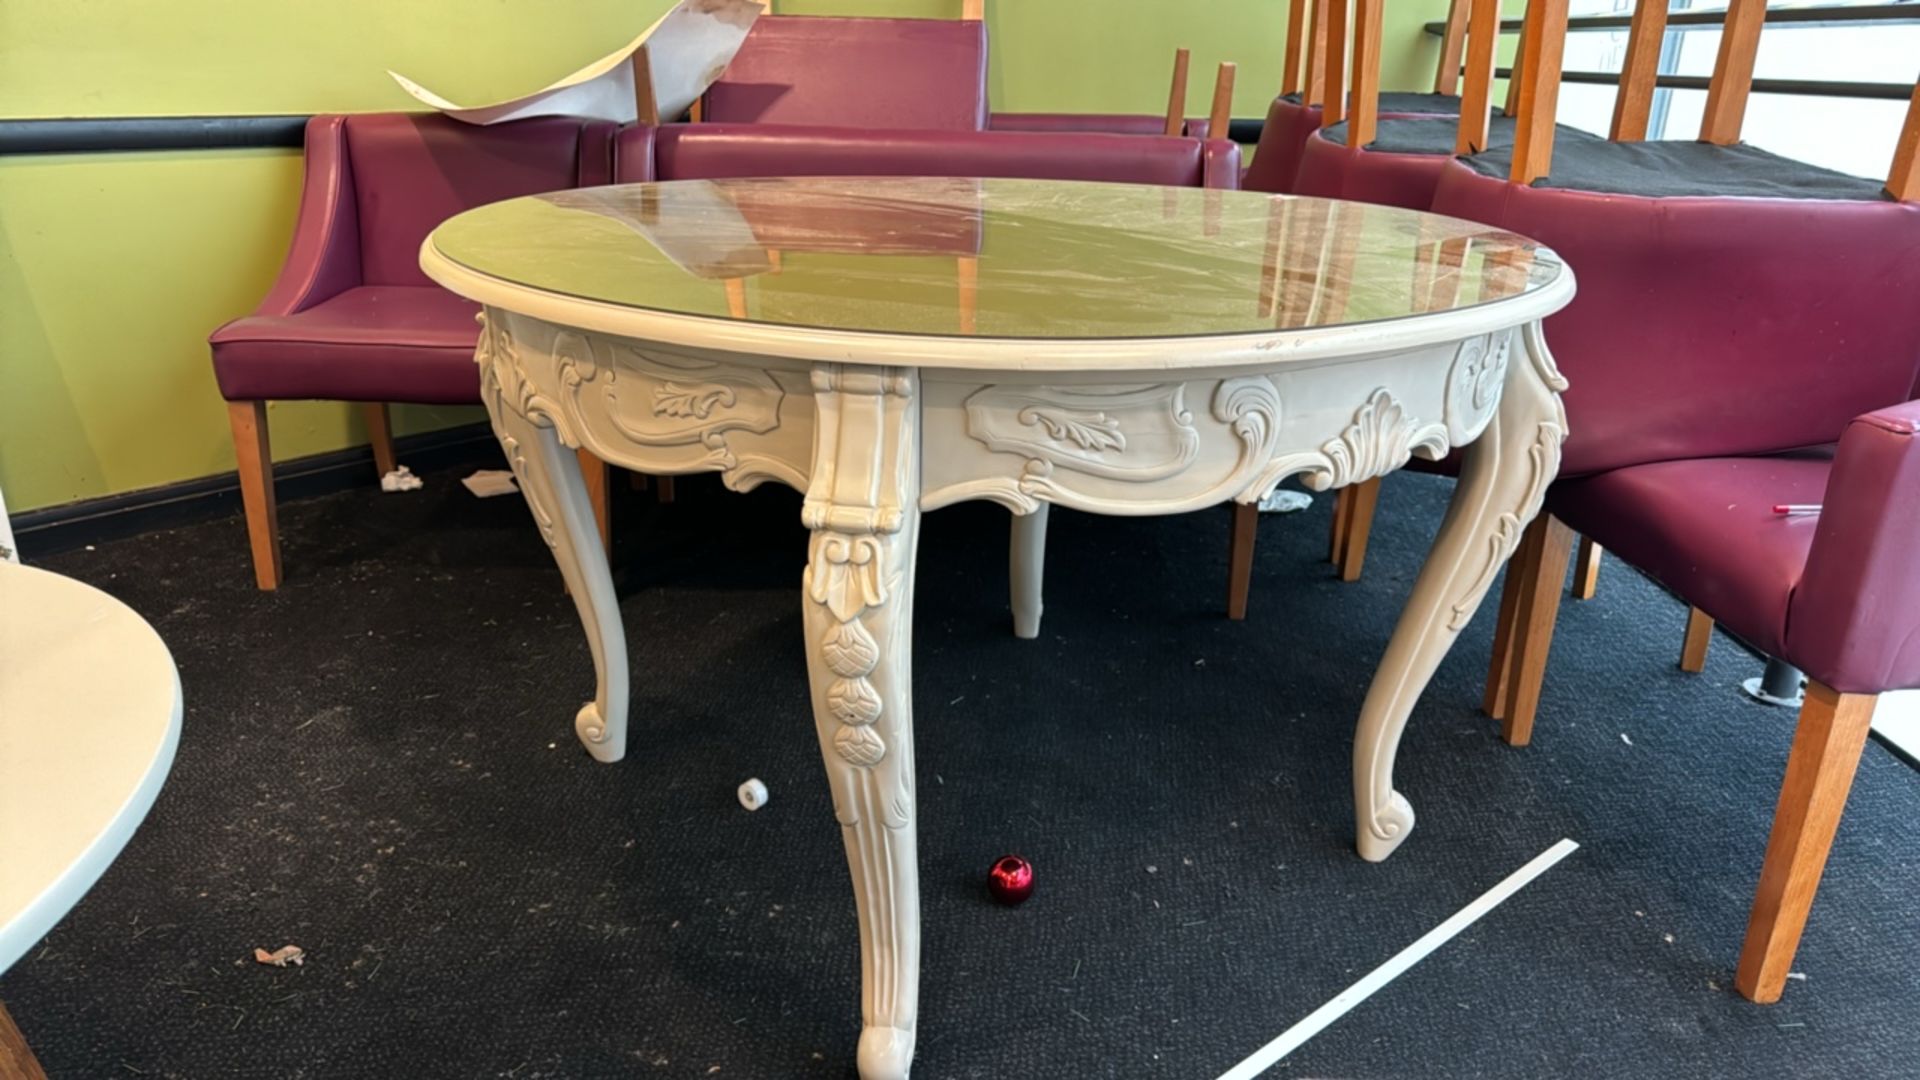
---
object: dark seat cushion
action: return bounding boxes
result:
[210,287,480,404]
[1320,114,1566,153]
[1297,121,1599,209]
[1281,91,1482,115]
[1548,450,1833,660]
[1461,138,1891,201]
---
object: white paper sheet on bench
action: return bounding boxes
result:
[389,0,766,126]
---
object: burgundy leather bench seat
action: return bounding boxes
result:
[627,123,1241,190]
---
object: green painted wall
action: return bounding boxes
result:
[0,0,1450,513]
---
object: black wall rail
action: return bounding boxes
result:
[0,115,308,156]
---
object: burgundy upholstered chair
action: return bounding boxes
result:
[701,12,988,131]
[209,113,615,590]
[1430,0,1920,1003]
[1244,0,1474,195]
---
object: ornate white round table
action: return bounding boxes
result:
[421,177,1574,1079]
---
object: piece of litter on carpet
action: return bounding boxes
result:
[1258,489,1313,514]
[253,944,305,967]
[1620,732,1634,746]
[380,465,423,493]
[462,470,519,497]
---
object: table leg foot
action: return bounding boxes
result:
[858,1026,917,1080]
[1352,322,1567,859]
[1009,504,1048,640]
[1356,790,1416,862]
[479,317,630,763]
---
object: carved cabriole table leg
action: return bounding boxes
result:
[801,365,922,1080]
[475,312,631,763]
[1352,321,1568,861]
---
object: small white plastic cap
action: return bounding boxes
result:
[737,778,769,811]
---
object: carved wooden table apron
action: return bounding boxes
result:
[422,178,1575,1079]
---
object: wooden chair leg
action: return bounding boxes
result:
[360,402,397,478]
[576,448,611,554]
[1482,537,1533,721]
[628,471,649,492]
[1226,502,1258,620]
[0,1001,50,1080]
[1735,682,1877,1003]
[226,401,282,591]
[1498,514,1574,746]
[1680,606,1714,673]
[1337,477,1382,582]
[1328,485,1352,563]
[1571,534,1602,599]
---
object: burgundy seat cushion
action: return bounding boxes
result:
[704,15,988,131]
[1431,150,1920,476]
[210,287,480,404]
[1548,450,1832,661]
[638,124,1229,190]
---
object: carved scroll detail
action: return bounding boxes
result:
[965,384,1197,482]
[1443,330,1512,439]
[1317,388,1452,490]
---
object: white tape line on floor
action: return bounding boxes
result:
[1216,838,1580,1080]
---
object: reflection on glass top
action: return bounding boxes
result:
[429,177,1563,341]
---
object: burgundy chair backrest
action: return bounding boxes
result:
[1242,98,1322,194]
[621,124,1239,191]
[702,15,989,131]
[1432,164,1920,476]
[343,113,615,287]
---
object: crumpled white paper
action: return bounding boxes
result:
[389,0,766,125]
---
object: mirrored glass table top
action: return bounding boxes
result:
[428,177,1565,341]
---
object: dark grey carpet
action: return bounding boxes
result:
[4,461,1915,1079]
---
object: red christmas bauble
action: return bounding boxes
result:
[987,854,1034,905]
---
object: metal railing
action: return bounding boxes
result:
[1427,1,1920,102]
